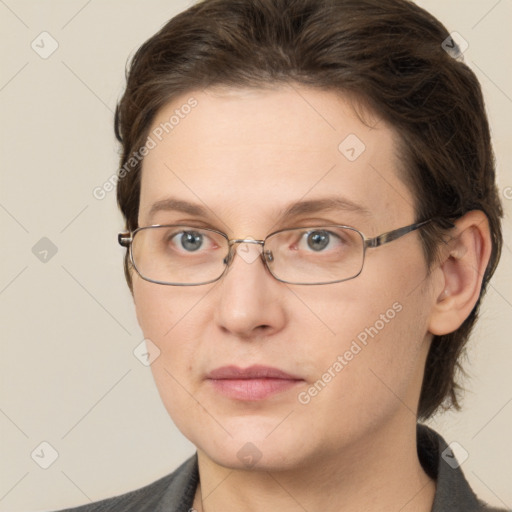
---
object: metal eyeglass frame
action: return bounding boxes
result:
[118,218,436,286]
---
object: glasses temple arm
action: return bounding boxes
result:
[118,232,132,247]
[364,219,436,249]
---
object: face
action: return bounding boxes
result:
[133,85,436,471]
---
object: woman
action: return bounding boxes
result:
[57,0,506,510]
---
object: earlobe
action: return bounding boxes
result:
[428,211,492,336]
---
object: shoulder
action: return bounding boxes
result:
[477,503,511,512]
[51,454,198,512]
[417,425,509,512]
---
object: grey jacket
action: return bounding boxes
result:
[53,425,509,511]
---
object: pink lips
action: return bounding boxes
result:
[207,365,303,401]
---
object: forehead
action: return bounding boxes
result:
[138,85,415,231]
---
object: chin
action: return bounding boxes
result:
[200,441,305,473]
[187,415,314,472]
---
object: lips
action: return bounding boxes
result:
[206,365,303,401]
[207,365,301,380]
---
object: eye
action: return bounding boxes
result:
[298,229,343,252]
[170,230,207,252]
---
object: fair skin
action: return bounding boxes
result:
[132,85,491,512]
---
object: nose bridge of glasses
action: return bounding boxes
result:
[224,238,273,266]
[228,238,265,246]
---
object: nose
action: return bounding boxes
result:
[213,240,287,339]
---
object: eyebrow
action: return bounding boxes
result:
[278,196,372,220]
[148,198,209,219]
[147,196,372,223]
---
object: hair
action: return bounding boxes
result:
[114,0,503,419]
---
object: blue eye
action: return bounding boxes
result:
[299,230,343,252]
[306,230,331,251]
[174,231,204,252]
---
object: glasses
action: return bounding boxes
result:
[118,220,433,286]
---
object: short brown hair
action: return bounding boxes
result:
[115,0,503,419]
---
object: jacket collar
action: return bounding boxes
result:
[417,424,482,511]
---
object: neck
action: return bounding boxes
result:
[193,417,435,512]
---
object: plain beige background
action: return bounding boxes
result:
[0,1,511,510]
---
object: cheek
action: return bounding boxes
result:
[133,279,211,432]
[293,254,431,428]
[133,278,162,336]
[133,278,207,389]
[133,277,211,338]
[293,300,429,445]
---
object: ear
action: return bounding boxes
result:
[428,210,492,336]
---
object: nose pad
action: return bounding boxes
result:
[223,249,233,266]
[263,249,274,263]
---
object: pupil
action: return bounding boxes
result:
[308,231,329,251]
[181,231,203,251]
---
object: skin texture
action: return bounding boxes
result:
[132,85,491,512]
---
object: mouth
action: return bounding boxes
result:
[206,365,304,401]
